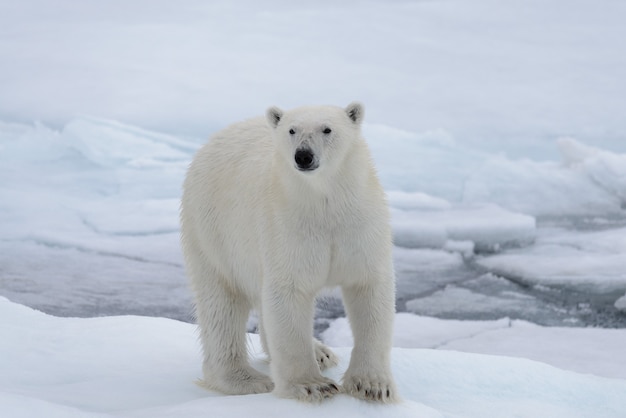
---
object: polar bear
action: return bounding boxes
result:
[180,103,396,403]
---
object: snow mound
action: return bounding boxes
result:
[460,152,624,217]
[366,125,626,218]
[63,117,197,168]
[387,191,452,211]
[324,313,626,380]
[0,118,195,255]
[2,297,626,418]
[392,203,536,252]
[477,226,626,292]
[559,137,626,203]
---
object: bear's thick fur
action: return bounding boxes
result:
[180,103,396,402]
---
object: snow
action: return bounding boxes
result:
[559,138,626,202]
[2,297,626,418]
[476,227,626,292]
[323,313,626,380]
[392,204,536,251]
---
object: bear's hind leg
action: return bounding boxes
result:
[260,319,336,371]
[258,313,270,360]
[192,269,274,395]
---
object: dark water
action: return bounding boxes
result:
[311,260,626,337]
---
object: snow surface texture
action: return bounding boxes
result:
[323,313,626,380]
[2,297,626,418]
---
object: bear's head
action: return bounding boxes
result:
[266,103,364,176]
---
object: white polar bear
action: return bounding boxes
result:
[180,103,397,403]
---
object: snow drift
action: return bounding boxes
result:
[2,297,626,418]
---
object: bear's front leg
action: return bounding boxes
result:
[341,278,398,403]
[262,284,340,402]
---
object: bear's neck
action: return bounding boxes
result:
[271,147,372,217]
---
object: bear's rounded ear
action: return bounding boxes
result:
[345,102,364,125]
[266,106,283,128]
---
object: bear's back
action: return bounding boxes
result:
[180,116,275,289]
[185,116,273,192]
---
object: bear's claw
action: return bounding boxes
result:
[314,340,339,371]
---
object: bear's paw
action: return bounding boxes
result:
[200,366,274,395]
[277,376,341,403]
[314,340,339,371]
[342,373,398,403]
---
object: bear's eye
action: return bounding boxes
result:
[323,127,332,134]
[289,128,296,135]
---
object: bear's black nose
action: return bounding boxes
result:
[294,148,317,171]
